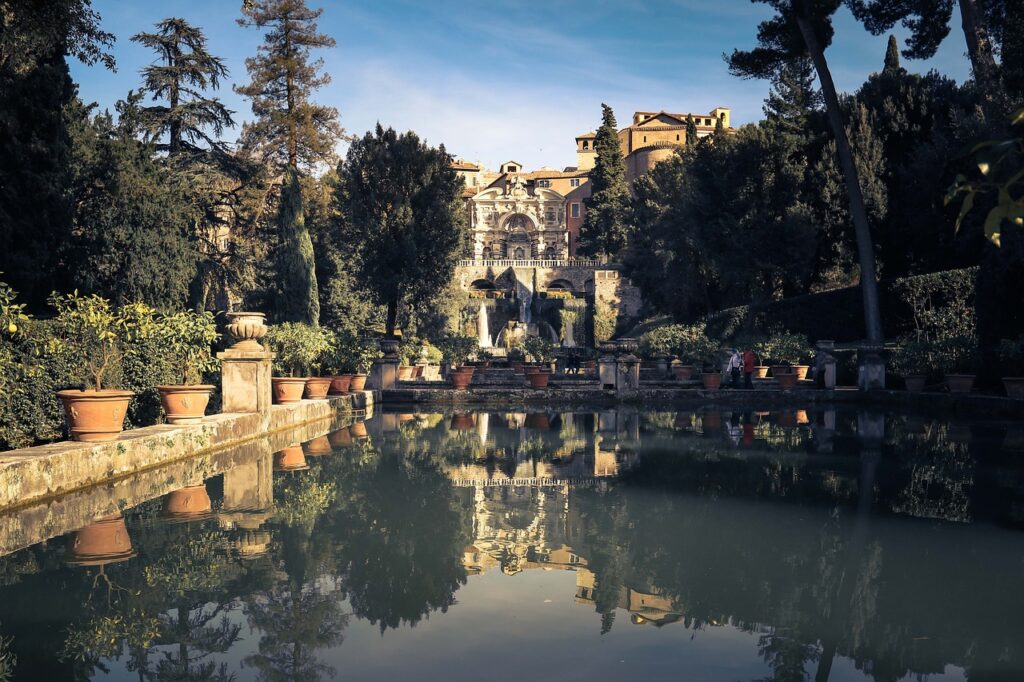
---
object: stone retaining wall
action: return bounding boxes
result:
[0,391,376,511]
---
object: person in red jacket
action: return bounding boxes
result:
[742,348,757,389]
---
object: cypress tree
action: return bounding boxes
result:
[714,114,725,137]
[131,18,234,157]
[235,0,344,171]
[883,34,901,74]
[275,168,320,325]
[685,114,698,146]
[578,104,632,258]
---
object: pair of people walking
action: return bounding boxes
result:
[725,348,759,389]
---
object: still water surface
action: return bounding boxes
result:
[1,405,1023,681]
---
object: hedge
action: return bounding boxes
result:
[704,267,978,343]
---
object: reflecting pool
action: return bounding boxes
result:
[1,405,1023,681]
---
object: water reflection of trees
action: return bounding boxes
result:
[0,407,1022,680]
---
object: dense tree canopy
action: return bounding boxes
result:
[336,125,466,336]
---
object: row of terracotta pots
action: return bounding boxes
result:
[903,373,1024,398]
[397,365,427,381]
[271,374,368,404]
[57,383,217,443]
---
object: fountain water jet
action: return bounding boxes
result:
[477,302,492,348]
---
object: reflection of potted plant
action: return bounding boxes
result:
[265,323,327,403]
[156,311,220,424]
[50,293,135,442]
[163,484,213,519]
[274,445,308,471]
[891,338,931,393]
[65,514,136,566]
[999,336,1024,399]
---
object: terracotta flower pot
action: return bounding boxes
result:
[673,365,694,381]
[66,515,135,566]
[272,377,307,404]
[702,412,722,431]
[796,409,810,425]
[524,413,550,430]
[305,377,332,400]
[329,374,353,395]
[398,365,414,381]
[349,374,368,392]
[274,445,308,471]
[350,421,368,439]
[413,366,424,378]
[450,369,472,389]
[511,362,524,373]
[328,427,352,447]
[701,373,722,390]
[753,366,770,379]
[157,385,214,424]
[527,371,551,389]
[57,389,134,442]
[776,373,798,390]
[523,365,540,375]
[450,413,475,430]
[163,484,213,518]
[777,411,798,428]
[792,365,810,380]
[303,435,332,456]
[945,374,975,394]
[904,375,927,393]
[1003,377,1024,400]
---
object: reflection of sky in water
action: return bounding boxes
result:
[2,405,1022,681]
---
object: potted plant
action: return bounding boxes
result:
[507,345,526,372]
[265,322,326,403]
[523,336,556,388]
[700,347,723,390]
[350,337,380,392]
[998,335,1024,399]
[398,336,420,381]
[439,334,477,389]
[891,338,931,393]
[936,334,978,393]
[50,293,135,442]
[155,311,220,424]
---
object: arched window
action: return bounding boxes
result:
[582,141,589,150]
[482,246,492,259]
[514,247,525,259]
[544,247,556,259]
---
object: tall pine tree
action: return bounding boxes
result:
[131,18,234,157]
[235,0,344,171]
[578,104,631,258]
[684,114,698,146]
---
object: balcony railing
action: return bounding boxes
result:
[457,258,601,269]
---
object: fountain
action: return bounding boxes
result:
[477,302,492,348]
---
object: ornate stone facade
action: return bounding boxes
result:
[468,176,569,260]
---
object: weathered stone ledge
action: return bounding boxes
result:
[382,386,1024,417]
[0,391,377,512]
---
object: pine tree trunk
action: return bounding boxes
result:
[957,0,1000,96]
[794,9,884,344]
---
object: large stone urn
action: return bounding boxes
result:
[226,312,268,351]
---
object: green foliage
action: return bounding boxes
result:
[523,336,555,363]
[638,324,692,358]
[158,310,220,384]
[65,98,201,311]
[264,321,331,377]
[47,291,123,391]
[273,167,320,325]
[593,308,616,344]
[337,124,467,335]
[321,329,378,374]
[578,104,631,258]
[749,329,811,366]
[506,346,526,363]
[947,108,1024,247]
[891,338,936,376]
[235,0,344,170]
[436,334,477,367]
[998,335,1024,375]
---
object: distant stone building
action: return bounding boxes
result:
[450,107,732,345]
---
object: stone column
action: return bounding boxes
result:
[218,312,273,414]
[857,342,886,391]
[369,338,400,391]
[617,353,641,390]
[816,340,837,390]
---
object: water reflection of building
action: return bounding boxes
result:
[574,569,683,627]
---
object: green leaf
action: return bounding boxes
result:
[954,191,976,233]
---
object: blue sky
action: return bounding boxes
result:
[70,0,973,170]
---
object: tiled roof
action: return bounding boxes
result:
[452,160,480,170]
